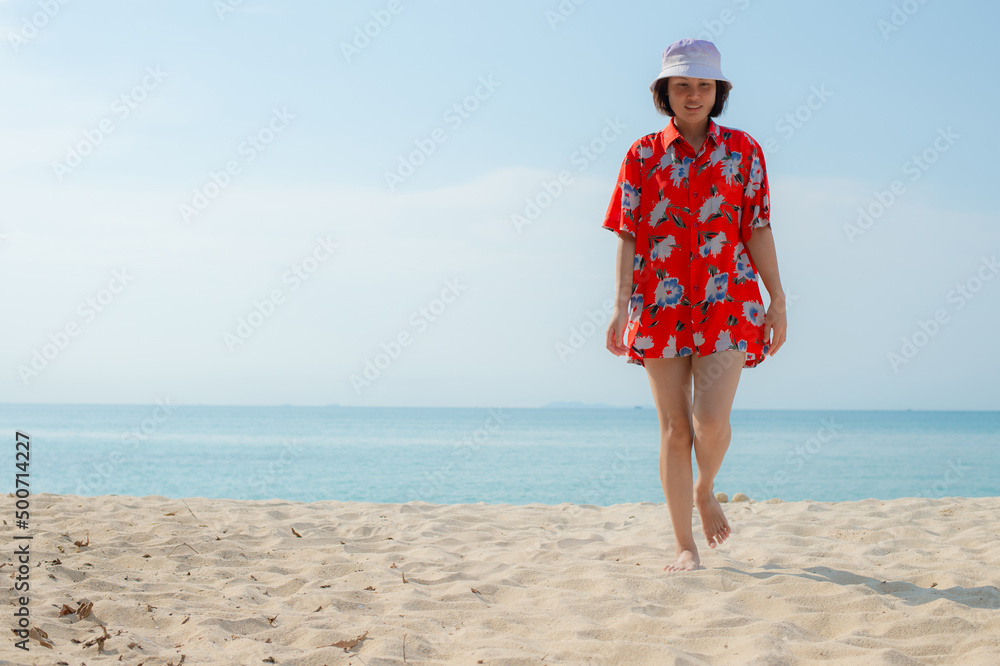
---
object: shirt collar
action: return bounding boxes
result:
[662,116,722,152]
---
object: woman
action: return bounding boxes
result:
[601,38,787,572]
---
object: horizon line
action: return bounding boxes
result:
[0,402,996,413]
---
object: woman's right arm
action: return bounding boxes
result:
[602,140,641,356]
[613,233,636,312]
[606,232,635,356]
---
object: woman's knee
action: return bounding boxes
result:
[692,411,730,440]
[659,416,693,449]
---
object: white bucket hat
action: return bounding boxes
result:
[649,38,733,93]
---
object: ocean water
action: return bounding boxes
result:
[2,405,997,505]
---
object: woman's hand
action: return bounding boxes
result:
[606,307,630,357]
[764,295,787,356]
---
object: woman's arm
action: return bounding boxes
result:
[746,224,782,302]
[614,233,636,309]
[606,232,636,356]
[745,224,787,355]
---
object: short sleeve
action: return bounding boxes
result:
[601,140,642,238]
[740,137,770,246]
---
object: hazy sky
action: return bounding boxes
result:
[1,0,997,410]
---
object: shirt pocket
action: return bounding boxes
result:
[703,176,743,246]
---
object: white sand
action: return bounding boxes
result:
[3,493,999,665]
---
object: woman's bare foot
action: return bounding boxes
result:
[664,548,700,571]
[694,490,731,548]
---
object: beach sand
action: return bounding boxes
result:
[3,493,999,665]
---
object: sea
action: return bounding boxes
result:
[2,405,997,505]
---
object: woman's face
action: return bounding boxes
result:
[667,77,716,123]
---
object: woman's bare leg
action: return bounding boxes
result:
[643,356,700,571]
[690,350,746,549]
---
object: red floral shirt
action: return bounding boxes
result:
[602,116,772,368]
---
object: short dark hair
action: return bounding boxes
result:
[652,77,731,117]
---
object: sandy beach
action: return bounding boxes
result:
[3,492,999,665]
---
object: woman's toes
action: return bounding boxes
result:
[696,493,731,549]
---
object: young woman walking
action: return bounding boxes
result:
[602,38,787,572]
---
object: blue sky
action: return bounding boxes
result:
[1,0,997,409]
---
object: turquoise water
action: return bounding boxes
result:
[2,405,997,504]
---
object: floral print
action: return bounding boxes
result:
[602,117,772,368]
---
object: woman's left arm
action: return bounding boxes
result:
[746,224,787,356]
